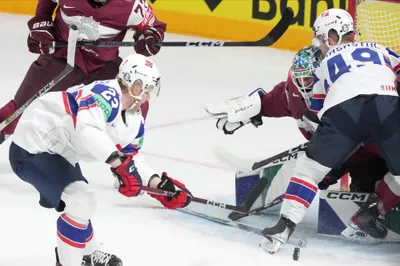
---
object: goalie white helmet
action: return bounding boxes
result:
[313,8,354,47]
[118,54,161,102]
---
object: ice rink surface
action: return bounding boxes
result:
[0,13,399,266]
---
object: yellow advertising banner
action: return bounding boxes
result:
[0,0,349,51]
[152,0,348,51]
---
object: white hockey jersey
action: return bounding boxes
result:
[310,42,400,118]
[13,80,146,167]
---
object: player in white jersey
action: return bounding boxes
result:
[259,8,400,254]
[9,54,192,266]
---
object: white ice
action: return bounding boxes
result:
[0,13,398,266]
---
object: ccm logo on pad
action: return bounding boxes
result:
[326,192,369,202]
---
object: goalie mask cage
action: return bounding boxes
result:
[348,0,400,53]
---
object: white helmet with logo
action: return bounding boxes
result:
[118,54,161,101]
[313,8,354,47]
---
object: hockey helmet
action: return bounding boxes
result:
[313,8,354,47]
[118,54,161,101]
[290,46,323,106]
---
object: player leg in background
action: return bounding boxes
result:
[260,98,364,253]
[0,55,87,136]
[9,142,122,266]
[347,148,388,193]
[350,95,400,239]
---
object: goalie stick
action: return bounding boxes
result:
[213,143,308,220]
[53,8,294,48]
[213,142,308,172]
[0,25,79,132]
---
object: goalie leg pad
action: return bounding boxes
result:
[235,171,260,206]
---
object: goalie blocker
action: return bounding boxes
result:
[232,143,400,243]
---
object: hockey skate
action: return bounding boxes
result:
[259,215,296,254]
[348,205,388,239]
[55,248,123,266]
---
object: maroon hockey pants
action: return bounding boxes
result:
[0,55,149,135]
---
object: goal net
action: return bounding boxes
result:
[349,0,400,53]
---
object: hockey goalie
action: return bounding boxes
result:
[206,40,400,244]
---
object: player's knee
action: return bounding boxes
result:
[293,154,331,183]
[61,181,97,222]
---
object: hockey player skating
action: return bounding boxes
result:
[259,8,400,253]
[0,0,166,140]
[9,54,192,266]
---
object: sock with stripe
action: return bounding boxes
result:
[56,214,94,266]
[280,176,318,224]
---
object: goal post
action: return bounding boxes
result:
[348,0,400,53]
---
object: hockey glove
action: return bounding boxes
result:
[149,172,192,209]
[27,15,55,55]
[205,88,265,135]
[318,161,350,190]
[317,176,338,190]
[111,156,142,197]
[133,24,165,56]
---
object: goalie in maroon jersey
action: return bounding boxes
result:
[0,0,166,144]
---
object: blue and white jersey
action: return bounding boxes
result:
[13,79,145,166]
[310,42,400,118]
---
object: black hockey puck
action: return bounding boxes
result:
[70,24,78,30]
[293,247,300,261]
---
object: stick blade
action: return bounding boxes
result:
[228,177,269,221]
[257,7,294,46]
[212,145,254,172]
[223,7,294,47]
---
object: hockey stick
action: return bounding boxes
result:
[178,208,307,248]
[228,177,284,221]
[213,143,307,220]
[142,186,248,214]
[53,8,294,48]
[0,25,79,132]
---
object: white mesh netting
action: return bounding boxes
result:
[354,0,400,53]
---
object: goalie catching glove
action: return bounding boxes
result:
[205,88,265,135]
[149,172,192,209]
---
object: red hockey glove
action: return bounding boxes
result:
[150,172,192,209]
[111,156,142,197]
[27,15,55,55]
[133,24,165,57]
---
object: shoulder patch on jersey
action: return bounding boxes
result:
[91,84,121,122]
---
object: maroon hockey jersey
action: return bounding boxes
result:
[35,0,166,74]
[260,73,312,140]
